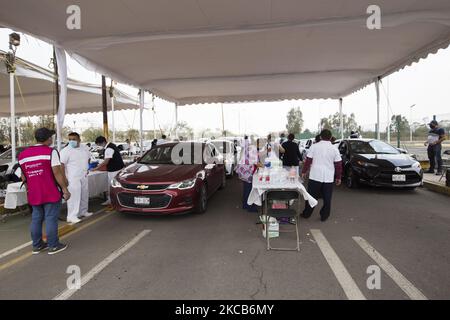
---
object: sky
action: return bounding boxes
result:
[1,28,450,138]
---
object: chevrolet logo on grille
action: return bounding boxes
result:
[136,185,149,190]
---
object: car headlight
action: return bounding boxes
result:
[168,178,197,190]
[111,177,122,188]
[356,160,379,168]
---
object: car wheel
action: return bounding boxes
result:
[195,184,208,214]
[219,169,226,189]
[345,167,359,189]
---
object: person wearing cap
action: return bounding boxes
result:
[424,120,446,175]
[91,136,125,205]
[18,128,70,255]
[60,132,93,224]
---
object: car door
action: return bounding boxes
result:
[204,144,220,193]
[338,141,350,171]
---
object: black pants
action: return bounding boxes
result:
[428,144,442,172]
[303,179,334,220]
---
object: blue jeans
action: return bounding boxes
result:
[427,144,442,172]
[30,201,62,249]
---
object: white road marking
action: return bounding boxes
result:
[353,236,428,300]
[310,229,366,300]
[53,229,151,300]
[0,241,32,260]
[0,208,107,261]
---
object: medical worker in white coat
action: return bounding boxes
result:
[60,132,93,224]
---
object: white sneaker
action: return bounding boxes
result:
[101,200,111,206]
[79,212,93,218]
[67,217,81,225]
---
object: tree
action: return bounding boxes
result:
[175,121,194,140]
[286,107,304,135]
[320,112,359,137]
[82,128,105,143]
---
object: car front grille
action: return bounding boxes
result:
[117,193,172,208]
[121,183,170,191]
[376,171,421,185]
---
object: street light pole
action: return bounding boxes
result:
[409,104,416,142]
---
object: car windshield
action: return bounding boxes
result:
[349,140,400,155]
[138,143,207,165]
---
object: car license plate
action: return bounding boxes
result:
[134,197,150,205]
[392,174,406,182]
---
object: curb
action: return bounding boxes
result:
[422,181,450,196]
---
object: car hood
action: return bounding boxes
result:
[355,154,417,167]
[117,162,204,184]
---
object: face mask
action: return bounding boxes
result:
[68,140,78,148]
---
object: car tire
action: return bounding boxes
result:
[195,184,208,214]
[345,166,359,189]
[219,169,226,189]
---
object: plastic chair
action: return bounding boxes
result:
[263,189,301,251]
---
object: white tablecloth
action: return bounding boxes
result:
[3,171,109,209]
[247,174,318,207]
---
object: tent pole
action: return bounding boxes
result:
[221,103,225,136]
[174,103,178,138]
[339,98,344,140]
[9,72,16,162]
[386,78,391,144]
[375,77,381,140]
[139,89,144,155]
[101,75,109,140]
[109,82,115,143]
[151,94,156,139]
[53,48,61,151]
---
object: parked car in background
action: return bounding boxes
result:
[338,139,423,189]
[0,146,28,181]
[110,142,226,215]
[299,138,314,160]
[210,139,237,177]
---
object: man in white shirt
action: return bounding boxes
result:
[60,132,93,224]
[301,129,342,222]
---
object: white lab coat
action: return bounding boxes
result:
[60,145,91,220]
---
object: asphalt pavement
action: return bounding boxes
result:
[0,177,449,300]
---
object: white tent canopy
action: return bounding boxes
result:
[1,1,450,106]
[0,51,139,117]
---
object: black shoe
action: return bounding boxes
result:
[32,242,48,255]
[425,169,435,174]
[320,216,329,222]
[435,171,442,176]
[300,213,310,219]
[48,243,68,255]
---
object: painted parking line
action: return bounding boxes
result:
[0,210,112,272]
[53,229,151,300]
[310,229,366,300]
[353,236,428,300]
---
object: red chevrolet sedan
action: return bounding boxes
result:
[110,142,226,215]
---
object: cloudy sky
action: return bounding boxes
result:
[1,28,449,137]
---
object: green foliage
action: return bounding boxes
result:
[286,107,304,135]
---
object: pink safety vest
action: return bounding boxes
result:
[18,145,62,206]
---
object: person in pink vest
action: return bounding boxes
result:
[18,128,71,255]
